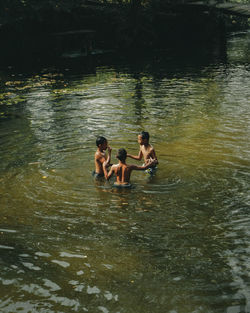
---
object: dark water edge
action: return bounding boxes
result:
[0,13,228,71]
[1,0,249,72]
[0,37,228,76]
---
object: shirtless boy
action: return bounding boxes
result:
[93,136,112,178]
[127,131,158,169]
[104,148,155,187]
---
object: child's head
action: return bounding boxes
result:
[138,131,149,145]
[116,148,127,162]
[96,136,107,150]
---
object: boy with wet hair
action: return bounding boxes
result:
[127,131,158,173]
[93,136,112,178]
[104,148,156,187]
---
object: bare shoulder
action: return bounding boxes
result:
[96,150,105,161]
[95,150,101,158]
[150,144,158,162]
[150,144,157,155]
[111,164,119,170]
[94,151,100,161]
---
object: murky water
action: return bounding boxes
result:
[0,31,250,313]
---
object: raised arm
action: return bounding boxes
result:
[106,146,112,165]
[127,149,143,161]
[151,148,158,165]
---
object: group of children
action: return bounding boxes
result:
[93,131,158,187]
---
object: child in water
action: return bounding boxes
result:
[93,136,112,178]
[127,131,158,173]
[104,148,156,187]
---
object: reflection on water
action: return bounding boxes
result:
[0,31,250,313]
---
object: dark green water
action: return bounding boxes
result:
[0,31,250,313]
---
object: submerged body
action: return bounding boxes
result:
[104,148,156,186]
[127,132,158,169]
[111,163,140,185]
[94,149,107,176]
[94,136,112,177]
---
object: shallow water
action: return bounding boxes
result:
[0,31,250,313]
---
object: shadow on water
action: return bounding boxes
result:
[1,33,228,74]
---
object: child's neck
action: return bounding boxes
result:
[98,147,104,153]
[119,160,126,165]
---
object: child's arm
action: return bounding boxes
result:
[106,146,112,165]
[130,159,156,171]
[103,164,114,180]
[127,149,143,161]
[150,148,158,164]
[103,160,109,179]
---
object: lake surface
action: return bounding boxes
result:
[0,31,250,313]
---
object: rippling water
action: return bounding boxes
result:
[0,31,250,313]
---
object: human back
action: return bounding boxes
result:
[113,162,132,184]
[104,148,156,186]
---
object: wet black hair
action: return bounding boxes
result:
[140,131,149,141]
[116,148,127,162]
[96,136,107,147]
